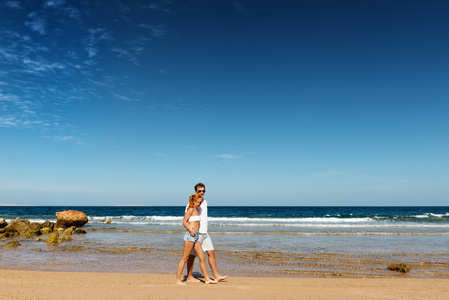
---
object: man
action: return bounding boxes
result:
[186,183,229,282]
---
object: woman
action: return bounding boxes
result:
[176,193,217,285]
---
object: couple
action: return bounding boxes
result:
[176,183,229,285]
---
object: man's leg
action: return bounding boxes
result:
[206,249,228,281]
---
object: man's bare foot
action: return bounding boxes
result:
[176,281,186,285]
[186,277,201,283]
[215,275,229,282]
[205,279,217,284]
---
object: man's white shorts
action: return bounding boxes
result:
[190,233,214,255]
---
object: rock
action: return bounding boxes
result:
[34,238,43,241]
[62,235,72,241]
[45,232,62,244]
[40,228,52,235]
[75,229,87,234]
[388,263,411,273]
[11,220,42,237]
[106,220,112,224]
[10,219,30,226]
[0,218,7,228]
[56,210,88,227]
[3,221,20,236]
[41,220,55,230]
[0,220,56,238]
[3,223,19,237]
[5,240,20,247]
[3,223,15,233]
[9,220,29,236]
[27,222,43,237]
[64,226,76,236]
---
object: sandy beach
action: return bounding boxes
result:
[1,269,448,300]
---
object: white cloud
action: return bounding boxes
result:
[139,23,167,38]
[112,46,142,65]
[83,28,110,58]
[0,47,19,62]
[45,0,66,8]
[61,6,81,20]
[22,58,65,73]
[25,11,46,35]
[146,3,174,15]
[0,93,41,128]
[112,93,136,102]
[5,1,22,9]
[54,135,82,143]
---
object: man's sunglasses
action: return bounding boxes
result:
[197,189,205,193]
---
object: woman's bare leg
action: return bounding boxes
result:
[194,243,217,284]
[176,241,195,285]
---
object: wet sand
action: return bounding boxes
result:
[3,240,449,278]
[1,269,448,299]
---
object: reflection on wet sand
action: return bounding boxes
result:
[2,239,449,278]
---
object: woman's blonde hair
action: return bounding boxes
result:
[188,193,202,209]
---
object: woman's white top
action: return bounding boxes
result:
[188,215,201,222]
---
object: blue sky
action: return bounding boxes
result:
[1,0,448,206]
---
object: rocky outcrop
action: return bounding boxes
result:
[45,232,62,244]
[0,216,87,240]
[388,263,411,273]
[40,227,52,235]
[44,230,74,244]
[9,220,42,238]
[64,226,76,236]
[41,220,55,231]
[0,218,7,228]
[56,210,88,227]
[5,240,20,247]
[61,235,72,241]
[2,223,19,237]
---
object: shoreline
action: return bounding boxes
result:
[1,269,448,299]
[3,236,449,278]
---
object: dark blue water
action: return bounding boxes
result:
[2,206,448,223]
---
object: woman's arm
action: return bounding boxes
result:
[182,208,195,235]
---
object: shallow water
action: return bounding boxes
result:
[1,206,449,278]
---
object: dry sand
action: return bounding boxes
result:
[1,269,448,300]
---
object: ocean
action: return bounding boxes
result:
[1,206,449,278]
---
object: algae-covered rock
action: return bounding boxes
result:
[0,218,7,228]
[45,232,62,244]
[41,220,55,230]
[62,235,72,241]
[40,227,52,235]
[5,220,41,238]
[64,226,76,236]
[5,240,20,247]
[387,263,411,273]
